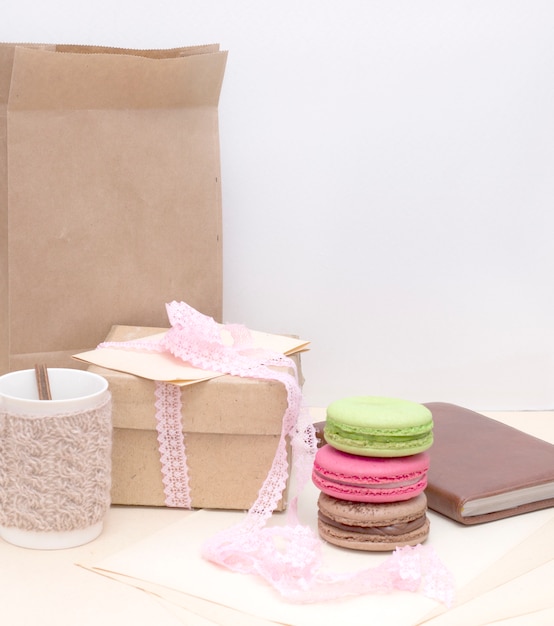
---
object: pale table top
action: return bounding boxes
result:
[1,409,553,626]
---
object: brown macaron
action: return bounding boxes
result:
[317,491,430,552]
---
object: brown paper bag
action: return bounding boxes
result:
[0,43,227,373]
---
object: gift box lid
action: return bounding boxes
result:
[88,325,300,436]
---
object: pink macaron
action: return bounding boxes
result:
[312,444,430,503]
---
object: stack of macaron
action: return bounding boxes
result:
[312,396,433,552]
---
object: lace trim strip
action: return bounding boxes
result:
[154,380,192,509]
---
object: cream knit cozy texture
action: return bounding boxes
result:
[0,396,112,532]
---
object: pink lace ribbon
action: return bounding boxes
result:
[154,380,192,509]
[99,301,454,606]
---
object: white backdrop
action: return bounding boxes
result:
[2,1,553,410]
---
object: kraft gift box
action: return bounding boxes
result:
[88,325,303,511]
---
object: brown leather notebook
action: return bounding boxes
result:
[423,402,554,525]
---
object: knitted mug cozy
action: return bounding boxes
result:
[0,395,112,533]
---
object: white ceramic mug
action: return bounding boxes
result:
[0,368,111,549]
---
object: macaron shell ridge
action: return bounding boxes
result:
[318,492,428,526]
[324,428,433,457]
[312,473,428,502]
[317,516,430,552]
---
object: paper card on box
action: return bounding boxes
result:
[74,326,310,384]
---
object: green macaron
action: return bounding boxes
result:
[324,396,433,457]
